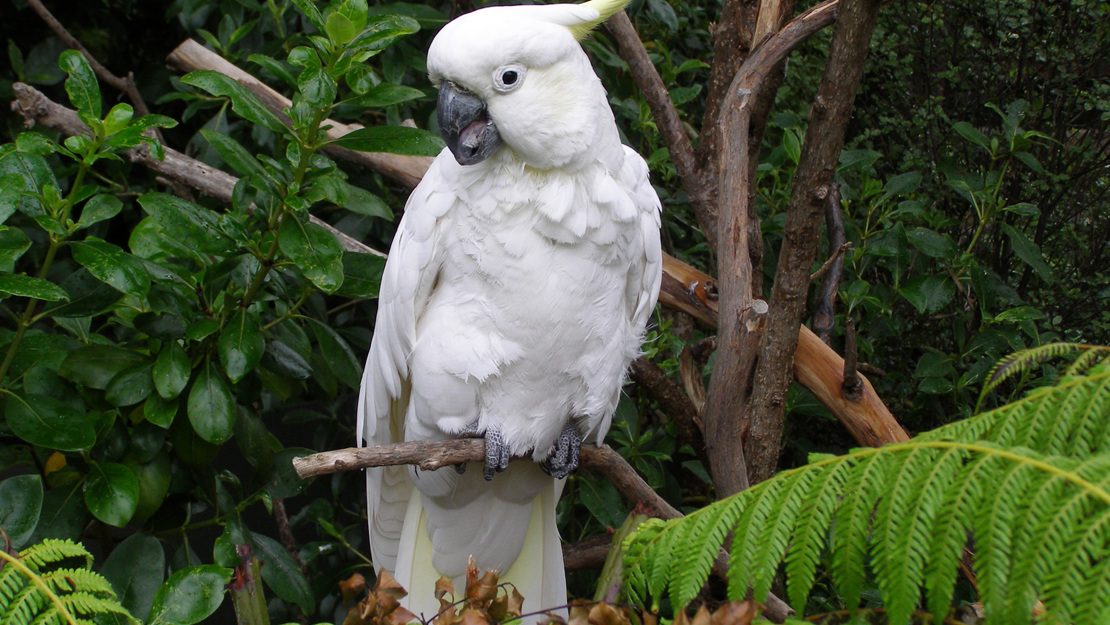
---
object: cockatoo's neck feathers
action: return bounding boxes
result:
[564,0,632,40]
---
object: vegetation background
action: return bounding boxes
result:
[0,0,1107,623]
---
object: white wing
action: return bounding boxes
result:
[356,154,453,575]
[620,145,663,333]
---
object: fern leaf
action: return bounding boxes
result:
[977,342,1089,404]
[0,539,136,625]
[829,451,891,613]
[783,459,850,613]
[670,496,741,608]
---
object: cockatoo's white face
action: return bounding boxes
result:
[427,5,614,170]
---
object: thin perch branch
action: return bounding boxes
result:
[292,442,682,519]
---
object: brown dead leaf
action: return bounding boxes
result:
[708,602,758,625]
[507,587,524,618]
[588,602,629,625]
[374,569,410,600]
[387,604,418,625]
[436,576,456,602]
[689,605,712,625]
[460,608,493,625]
[341,573,368,604]
[568,600,593,625]
[466,571,500,605]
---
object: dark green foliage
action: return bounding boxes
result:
[623,359,1110,624]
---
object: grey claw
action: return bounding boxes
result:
[483,428,510,481]
[542,423,582,479]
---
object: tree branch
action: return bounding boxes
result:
[166,39,433,189]
[743,0,885,485]
[292,442,682,519]
[604,12,712,235]
[26,0,153,118]
[702,0,840,497]
[10,82,385,259]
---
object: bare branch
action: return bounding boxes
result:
[661,251,908,449]
[563,535,611,571]
[604,12,712,233]
[294,442,682,520]
[26,0,153,118]
[744,0,885,484]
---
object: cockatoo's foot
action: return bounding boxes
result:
[541,423,582,479]
[457,421,510,480]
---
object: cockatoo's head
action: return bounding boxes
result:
[428,0,630,170]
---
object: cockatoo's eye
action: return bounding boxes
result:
[493,64,526,93]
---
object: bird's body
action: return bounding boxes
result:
[358,0,661,615]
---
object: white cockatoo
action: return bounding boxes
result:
[357,0,661,615]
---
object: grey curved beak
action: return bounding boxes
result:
[437,82,502,166]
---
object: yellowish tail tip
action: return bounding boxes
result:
[568,0,632,40]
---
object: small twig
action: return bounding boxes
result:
[26,0,154,121]
[812,183,848,343]
[841,316,862,401]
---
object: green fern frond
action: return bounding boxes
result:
[0,539,137,625]
[977,342,1110,409]
[622,364,1110,625]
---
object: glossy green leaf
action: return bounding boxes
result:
[234,409,276,474]
[0,150,57,217]
[344,83,424,108]
[308,318,362,389]
[144,393,178,429]
[263,339,313,379]
[906,227,956,259]
[5,392,95,451]
[1002,223,1054,283]
[265,448,314,499]
[60,344,147,389]
[297,65,338,107]
[289,0,327,32]
[0,474,43,548]
[59,49,101,118]
[84,461,139,527]
[154,341,191,399]
[0,173,25,224]
[0,226,32,271]
[148,565,233,625]
[218,310,265,383]
[326,12,358,44]
[252,531,314,613]
[278,215,344,293]
[188,360,236,444]
[899,274,956,315]
[952,121,991,150]
[76,193,124,229]
[329,125,444,156]
[0,273,70,301]
[40,268,124,318]
[123,452,172,522]
[138,192,237,255]
[105,363,154,407]
[28,482,86,544]
[335,251,384,298]
[350,13,420,49]
[182,71,287,134]
[198,129,275,192]
[101,533,165,621]
[70,238,151,297]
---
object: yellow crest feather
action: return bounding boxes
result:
[567,0,632,40]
